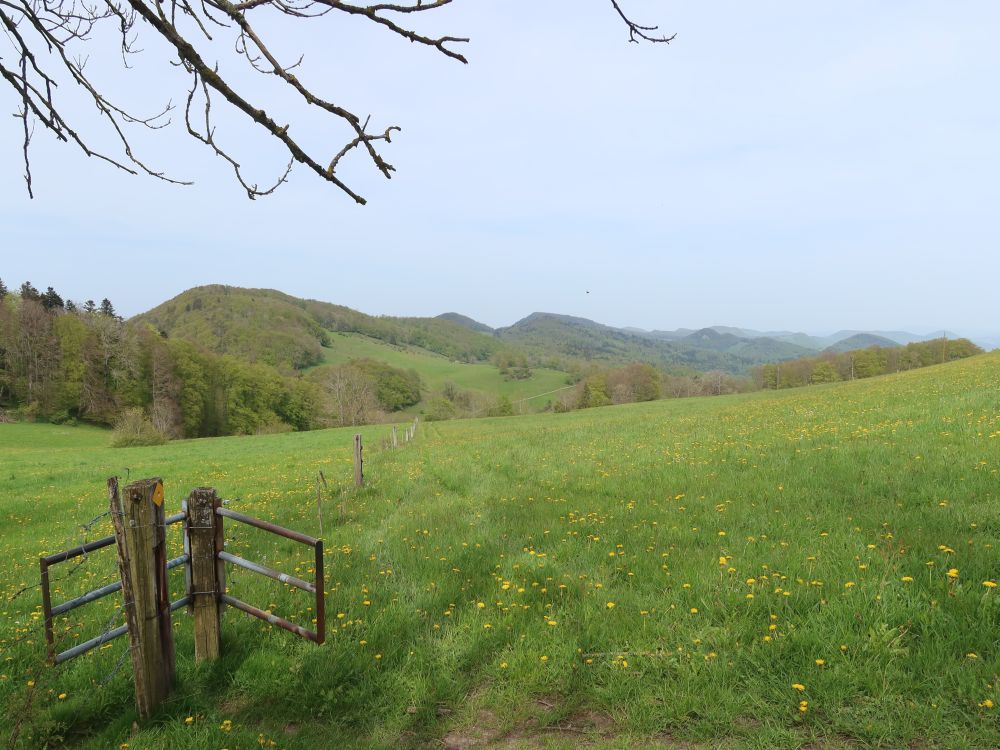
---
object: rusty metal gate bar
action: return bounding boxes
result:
[40,512,187,664]
[215,507,325,645]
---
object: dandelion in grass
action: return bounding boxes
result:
[947,568,959,579]
[792,683,806,691]
[984,581,997,588]
[220,719,233,732]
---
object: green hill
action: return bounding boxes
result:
[823,332,902,353]
[435,312,495,334]
[315,331,570,410]
[137,286,505,372]
[499,314,813,374]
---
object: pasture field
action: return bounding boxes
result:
[1,352,998,749]
[317,331,571,410]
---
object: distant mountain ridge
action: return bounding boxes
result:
[133,285,985,378]
[823,333,900,353]
[630,325,971,351]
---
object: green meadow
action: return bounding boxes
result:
[317,331,571,410]
[1,352,998,749]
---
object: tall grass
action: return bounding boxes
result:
[1,352,998,749]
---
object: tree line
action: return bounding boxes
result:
[750,338,983,390]
[0,280,423,441]
[554,363,756,412]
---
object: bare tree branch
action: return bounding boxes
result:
[609,0,675,44]
[1,0,671,200]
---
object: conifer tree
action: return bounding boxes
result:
[41,287,65,310]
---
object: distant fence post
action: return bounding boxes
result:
[109,477,175,720]
[354,433,364,487]
[391,426,398,449]
[186,488,222,662]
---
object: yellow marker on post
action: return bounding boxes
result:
[152,481,164,507]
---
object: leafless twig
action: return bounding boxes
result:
[2,0,670,200]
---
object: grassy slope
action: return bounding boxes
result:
[1,353,999,749]
[318,332,571,410]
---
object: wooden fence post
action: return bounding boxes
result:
[353,433,364,487]
[391,426,397,449]
[109,477,175,720]
[186,488,222,662]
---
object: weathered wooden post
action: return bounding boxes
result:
[109,477,175,720]
[353,433,363,487]
[185,488,222,662]
[391,426,398,449]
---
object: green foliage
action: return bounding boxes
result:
[754,338,983,390]
[110,407,167,447]
[138,285,504,370]
[492,350,532,380]
[488,394,514,417]
[499,314,813,375]
[423,395,457,421]
[317,332,568,412]
[350,358,422,411]
[810,360,840,384]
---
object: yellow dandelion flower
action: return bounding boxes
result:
[983,581,997,588]
[946,568,959,579]
[689,607,698,614]
[792,683,806,691]
[606,602,615,609]
[815,659,825,667]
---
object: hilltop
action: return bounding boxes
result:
[137,286,502,371]
[823,332,900,353]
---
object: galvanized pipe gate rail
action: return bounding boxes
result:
[39,477,326,720]
[215,506,325,644]
[39,510,189,665]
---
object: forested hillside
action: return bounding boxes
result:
[497,314,813,373]
[139,286,502,370]
[752,337,983,388]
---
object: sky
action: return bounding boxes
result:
[2,1,998,338]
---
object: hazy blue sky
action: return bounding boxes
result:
[2,1,997,336]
